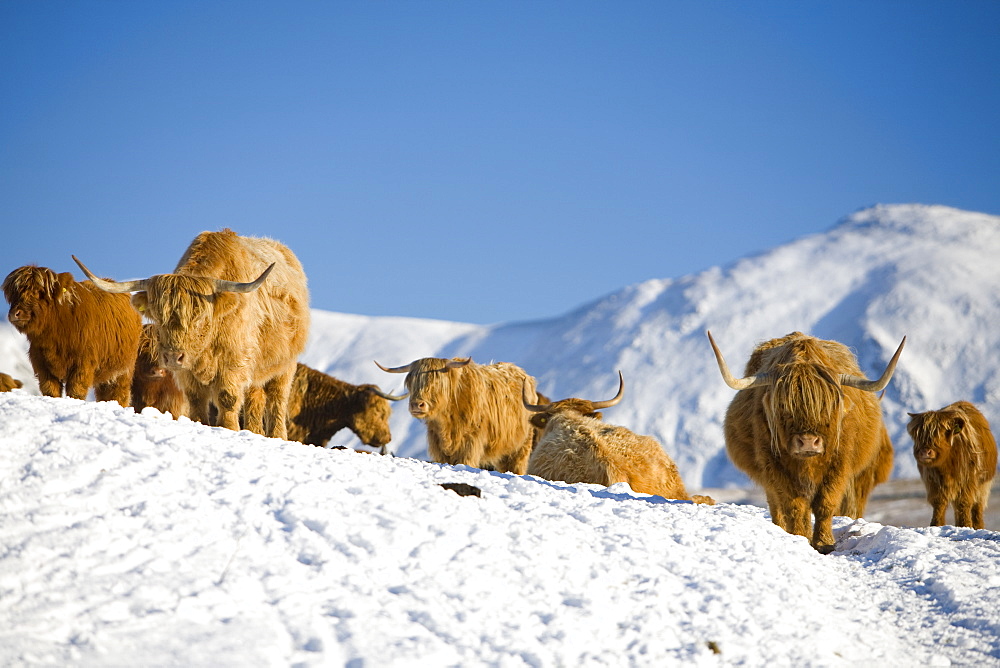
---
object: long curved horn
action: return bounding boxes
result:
[72,255,148,293]
[446,357,472,368]
[588,370,625,410]
[522,380,551,412]
[372,387,409,401]
[212,263,275,294]
[840,336,906,392]
[375,360,413,374]
[707,330,772,391]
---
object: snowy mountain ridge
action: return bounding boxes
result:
[3,203,998,488]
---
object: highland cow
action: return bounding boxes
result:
[286,363,404,451]
[708,331,903,553]
[74,228,309,439]
[3,265,141,405]
[376,356,539,474]
[907,401,998,529]
[132,324,187,418]
[524,372,713,503]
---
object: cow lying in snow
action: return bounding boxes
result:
[523,372,713,503]
[907,401,998,529]
[3,264,141,406]
[0,372,23,392]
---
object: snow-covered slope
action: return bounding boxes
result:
[1,393,997,666]
[3,204,999,488]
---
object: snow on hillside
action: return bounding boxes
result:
[1,392,998,666]
[2,204,999,490]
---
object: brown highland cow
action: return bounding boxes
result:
[74,229,309,439]
[376,356,539,474]
[907,401,997,529]
[708,331,903,553]
[524,372,713,504]
[3,265,141,406]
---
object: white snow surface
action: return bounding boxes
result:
[2,392,999,667]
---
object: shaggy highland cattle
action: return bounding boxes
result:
[524,373,713,503]
[907,401,998,529]
[3,265,142,405]
[0,372,23,392]
[74,228,309,439]
[376,356,539,474]
[286,363,404,451]
[132,324,187,418]
[708,330,904,553]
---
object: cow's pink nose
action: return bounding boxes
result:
[792,434,824,457]
[161,351,185,368]
[410,400,428,413]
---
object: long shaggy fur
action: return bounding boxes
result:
[132,324,187,418]
[3,265,141,405]
[0,372,22,392]
[286,363,394,449]
[394,357,538,474]
[907,401,998,529]
[722,332,894,553]
[527,399,708,502]
[132,229,309,439]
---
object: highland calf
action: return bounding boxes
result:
[286,363,404,451]
[709,331,903,553]
[3,265,141,405]
[376,356,539,474]
[74,229,309,439]
[907,401,997,529]
[0,372,23,392]
[132,324,187,418]
[524,372,712,503]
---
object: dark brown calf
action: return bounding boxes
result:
[132,324,187,418]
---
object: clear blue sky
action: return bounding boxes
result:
[3,1,998,324]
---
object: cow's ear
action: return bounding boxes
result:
[131,292,149,316]
[56,272,76,303]
[212,292,240,318]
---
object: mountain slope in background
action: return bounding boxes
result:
[3,204,998,488]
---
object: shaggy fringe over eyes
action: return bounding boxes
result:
[2,266,78,307]
[766,363,843,453]
[146,275,216,325]
[909,411,986,462]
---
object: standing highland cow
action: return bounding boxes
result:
[376,356,539,474]
[907,401,998,529]
[286,363,404,451]
[708,331,903,553]
[74,228,309,439]
[3,265,141,405]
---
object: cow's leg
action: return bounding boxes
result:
[95,372,132,407]
[33,363,63,398]
[496,442,532,475]
[927,489,948,526]
[65,367,94,400]
[243,386,266,436]
[216,385,245,433]
[183,384,212,425]
[953,496,973,528]
[262,366,295,440]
